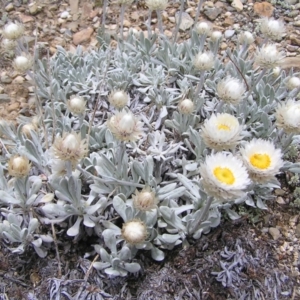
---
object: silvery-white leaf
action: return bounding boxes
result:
[39,234,54,243]
[67,217,82,236]
[151,246,165,261]
[83,215,95,227]
[101,221,122,233]
[185,163,198,172]
[160,233,181,244]
[28,218,39,233]
[20,228,29,240]
[105,267,127,277]
[158,187,185,201]
[33,245,47,258]
[99,247,111,262]
[158,183,177,195]
[32,237,42,248]
[123,262,141,273]
[119,246,131,261]
[225,208,240,220]
[113,195,127,222]
[0,191,19,204]
[93,262,111,270]
[102,229,117,254]
[177,174,200,199]
[37,193,54,203]
[256,197,268,210]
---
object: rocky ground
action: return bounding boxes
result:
[1,0,300,299]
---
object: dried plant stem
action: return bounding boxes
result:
[86,50,112,147]
[147,10,152,38]
[191,0,206,35]
[157,10,163,34]
[173,0,185,43]
[119,4,125,40]
[195,71,205,95]
[51,223,62,279]
[246,68,267,99]
[75,254,99,300]
[101,0,108,32]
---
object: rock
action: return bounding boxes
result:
[5,3,14,11]
[295,224,300,238]
[294,20,300,27]
[18,13,35,23]
[1,73,12,84]
[60,11,70,19]
[224,17,234,26]
[131,11,140,21]
[13,76,25,84]
[7,102,20,113]
[73,27,94,45]
[287,45,299,52]
[231,0,243,12]
[175,12,194,31]
[164,30,172,38]
[69,0,79,14]
[274,189,285,196]
[123,20,131,28]
[0,86,4,94]
[290,34,300,46]
[28,2,40,15]
[168,17,176,23]
[269,227,281,240]
[0,94,10,103]
[204,7,222,21]
[224,29,235,39]
[276,197,285,204]
[253,2,274,17]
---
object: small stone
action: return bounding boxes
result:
[164,30,172,38]
[162,11,168,21]
[287,45,299,52]
[290,34,300,46]
[205,1,214,7]
[224,29,235,39]
[168,17,175,23]
[295,224,300,238]
[18,14,35,23]
[294,20,300,27]
[28,2,40,15]
[269,227,281,240]
[73,27,94,45]
[231,0,243,12]
[0,86,4,94]
[276,197,285,204]
[131,11,140,21]
[0,94,10,103]
[224,17,234,26]
[253,2,274,17]
[274,189,285,196]
[204,7,222,21]
[175,12,194,31]
[7,102,20,113]
[220,42,227,50]
[123,20,131,27]
[13,76,25,84]
[1,74,12,84]
[60,11,70,19]
[70,0,79,14]
[5,3,14,11]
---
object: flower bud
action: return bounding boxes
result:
[121,219,147,244]
[13,54,33,73]
[67,95,86,115]
[1,38,16,51]
[22,123,37,138]
[195,21,212,35]
[108,90,129,109]
[133,187,157,211]
[210,31,222,42]
[286,77,300,91]
[193,51,214,71]
[2,22,24,40]
[145,0,168,10]
[178,99,194,115]
[8,155,31,177]
[238,31,254,45]
[273,66,281,77]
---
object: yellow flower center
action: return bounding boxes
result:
[250,153,271,169]
[213,167,235,185]
[217,123,230,130]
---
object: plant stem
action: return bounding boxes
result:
[119,4,125,40]
[173,0,185,43]
[195,71,205,95]
[51,223,62,279]
[101,0,108,32]
[191,0,206,35]
[157,9,163,34]
[66,160,73,178]
[147,10,152,38]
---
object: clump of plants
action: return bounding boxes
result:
[0,10,300,297]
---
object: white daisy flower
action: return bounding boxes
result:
[67,95,86,115]
[193,51,214,71]
[201,113,243,151]
[275,99,300,134]
[108,90,129,109]
[199,152,250,201]
[178,99,194,115]
[254,44,284,69]
[195,21,212,36]
[13,54,33,73]
[133,186,158,211]
[238,31,255,45]
[107,110,144,142]
[260,18,285,41]
[2,22,24,40]
[240,139,283,183]
[217,77,246,105]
